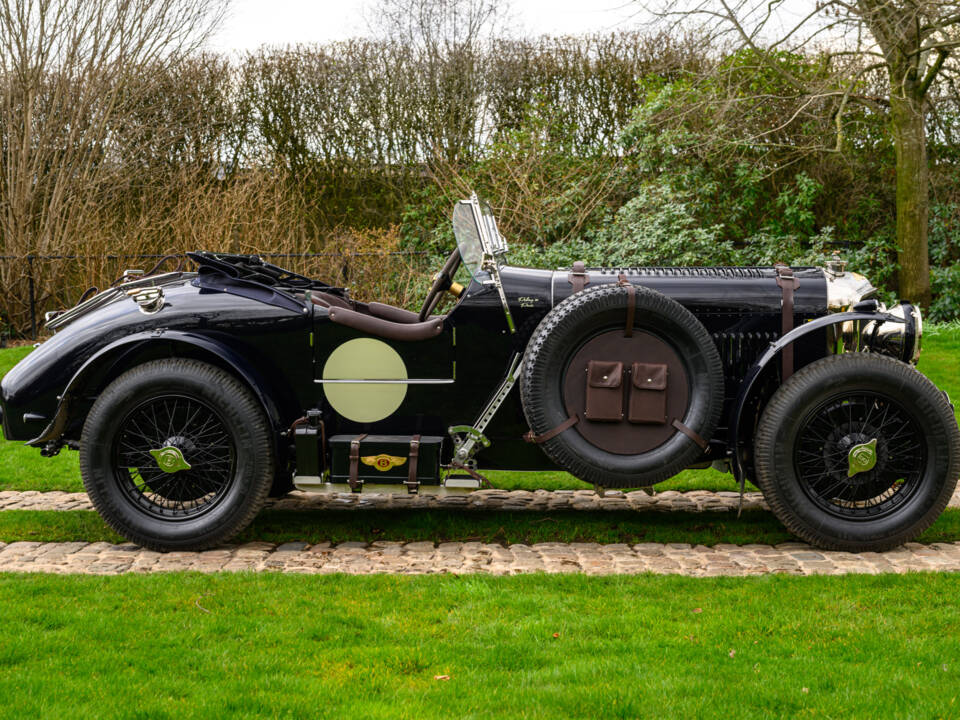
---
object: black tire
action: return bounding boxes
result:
[80,359,275,552]
[521,283,724,488]
[755,353,960,552]
[269,467,296,498]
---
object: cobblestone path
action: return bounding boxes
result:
[1,539,959,576]
[0,488,770,512]
[3,486,957,512]
[2,488,958,576]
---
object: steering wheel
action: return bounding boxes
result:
[418,248,463,321]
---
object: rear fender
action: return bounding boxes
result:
[729,311,905,484]
[29,330,287,447]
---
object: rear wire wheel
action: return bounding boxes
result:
[80,359,275,552]
[754,353,960,551]
[113,395,236,518]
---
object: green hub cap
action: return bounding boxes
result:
[149,446,192,474]
[847,438,878,478]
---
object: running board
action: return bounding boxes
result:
[293,476,482,495]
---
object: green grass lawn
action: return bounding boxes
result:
[0,334,957,720]
[7,325,958,495]
[4,506,960,546]
[0,572,959,719]
[0,345,81,491]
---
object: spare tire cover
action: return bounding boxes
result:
[520,282,724,488]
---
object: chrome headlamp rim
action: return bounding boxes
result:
[859,301,922,365]
[910,303,923,364]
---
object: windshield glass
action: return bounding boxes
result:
[452,201,485,281]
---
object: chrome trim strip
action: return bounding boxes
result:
[46,272,196,330]
[314,378,454,385]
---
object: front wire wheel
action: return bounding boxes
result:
[754,353,960,552]
[793,392,925,520]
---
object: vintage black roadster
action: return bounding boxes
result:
[2,196,957,552]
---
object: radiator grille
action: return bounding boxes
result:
[712,330,779,383]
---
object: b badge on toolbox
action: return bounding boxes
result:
[361,454,407,471]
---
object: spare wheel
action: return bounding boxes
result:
[520,282,724,488]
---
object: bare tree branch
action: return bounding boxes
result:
[633,0,960,305]
[0,0,229,324]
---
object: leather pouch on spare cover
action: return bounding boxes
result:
[628,362,668,424]
[584,360,624,422]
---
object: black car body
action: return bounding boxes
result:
[0,259,853,473]
[1,196,955,552]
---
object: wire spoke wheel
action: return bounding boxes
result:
[755,353,959,552]
[794,392,924,520]
[113,394,236,519]
[82,359,274,551]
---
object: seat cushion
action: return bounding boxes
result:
[310,292,352,309]
[327,306,444,342]
[368,302,421,324]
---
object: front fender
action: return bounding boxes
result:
[29,329,286,447]
[729,311,905,482]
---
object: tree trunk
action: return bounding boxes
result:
[889,90,931,308]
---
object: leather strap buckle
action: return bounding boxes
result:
[568,261,590,294]
[405,434,421,494]
[524,414,579,444]
[347,433,368,492]
[672,419,709,451]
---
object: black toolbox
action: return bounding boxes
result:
[329,434,444,488]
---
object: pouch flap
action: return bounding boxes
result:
[631,363,667,391]
[587,361,623,388]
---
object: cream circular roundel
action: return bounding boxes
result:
[321,338,408,422]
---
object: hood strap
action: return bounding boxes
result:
[568,261,590,294]
[775,264,800,381]
[618,273,635,338]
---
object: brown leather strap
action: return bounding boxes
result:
[672,419,709,451]
[775,264,800,381]
[348,433,368,491]
[524,415,579,444]
[449,462,491,489]
[407,434,421,489]
[568,261,589,294]
[618,273,635,338]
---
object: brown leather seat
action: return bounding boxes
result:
[309,292,352,310]
[326,305,445,342]
[367,302,421,324]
